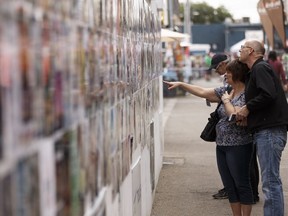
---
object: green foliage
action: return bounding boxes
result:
[179,2,233,24]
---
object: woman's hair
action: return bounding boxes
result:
[268,50,277,61]
[226,59,249,83]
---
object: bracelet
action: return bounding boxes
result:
[224,100,230,104]
[222,98,230,102]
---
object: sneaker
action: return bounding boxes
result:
[212,188,228,199]
[212,188,225,198]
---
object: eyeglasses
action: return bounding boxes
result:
[240,45,253,50]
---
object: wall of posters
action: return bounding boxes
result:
[0,0,163,216]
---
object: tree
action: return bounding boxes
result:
[179,2,233,24]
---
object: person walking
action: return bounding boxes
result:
[164,59,255,216]
[267,50,288,92]
[237,40,288,216]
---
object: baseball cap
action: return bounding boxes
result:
[208,54,228,71]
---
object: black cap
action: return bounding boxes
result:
[208,54,228,70]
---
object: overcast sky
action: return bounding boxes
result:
[179,0,260,23]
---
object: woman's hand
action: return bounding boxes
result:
[163,81,181,90]
[221,90,234,103]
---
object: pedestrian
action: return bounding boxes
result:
[208,54,259,202]
[237,40,288,216]
[208,54,230,199]
[164,59,255,216]
[267,50,288,92]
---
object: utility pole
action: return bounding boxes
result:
[168,0,174,30]
[184,0,191,42]
[184,0,192,83]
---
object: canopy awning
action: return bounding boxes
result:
[161,28,190,42]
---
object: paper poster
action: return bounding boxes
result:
[132,159,141,216]
[15,154,40,216]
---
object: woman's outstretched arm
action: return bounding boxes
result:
[163,81,220,102]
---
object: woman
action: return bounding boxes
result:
[164,59,254,216]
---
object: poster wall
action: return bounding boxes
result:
[0,0,162,215]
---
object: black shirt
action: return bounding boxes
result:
[245,58,288,132]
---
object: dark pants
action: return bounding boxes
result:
[216,143,254,204]
[250,144,259,200]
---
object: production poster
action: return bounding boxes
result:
[0,172,14,216]
[16,154,40,216]
[0,87,2,160]
[55,132,71,216]
[39,140,57,216]
[91,190,106,216]
[121,137,131,182]
[103,108,111,186]
[17,7,33,124]
[150,121,155,191]
[96,111,105,191]
[77,122,89,215]
[111,151,121,200]
[87,117,99,198]
[132,158,141,216]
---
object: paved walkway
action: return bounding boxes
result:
[151,77,288,216]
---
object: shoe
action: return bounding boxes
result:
[212,188,228,199]
[212,188,225,198]
[254,196,259,203]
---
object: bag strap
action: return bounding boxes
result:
[215,101,222,111]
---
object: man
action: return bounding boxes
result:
[237,40,288,215]
[208,54,230,199]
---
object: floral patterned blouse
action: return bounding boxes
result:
[214,87,253,146]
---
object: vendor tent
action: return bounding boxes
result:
[180,41,211,54]
[230,39,246,53]
[230,39,268,54]
[161,28,190,42]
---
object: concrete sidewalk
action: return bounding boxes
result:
[151,77,288,216]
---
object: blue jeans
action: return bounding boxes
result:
[254,126,287,216]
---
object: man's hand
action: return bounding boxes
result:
[236,118,247,127]
[236,105,249,121]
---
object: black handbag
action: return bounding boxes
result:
[200,102,221,142]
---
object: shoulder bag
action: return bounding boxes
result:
[200,102,222,142]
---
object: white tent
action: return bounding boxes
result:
[230,39,246,53]
[230,39,268,54]
[180,41,211,54]
[161,28,190,42]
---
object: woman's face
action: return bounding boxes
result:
[225,71,234,85]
